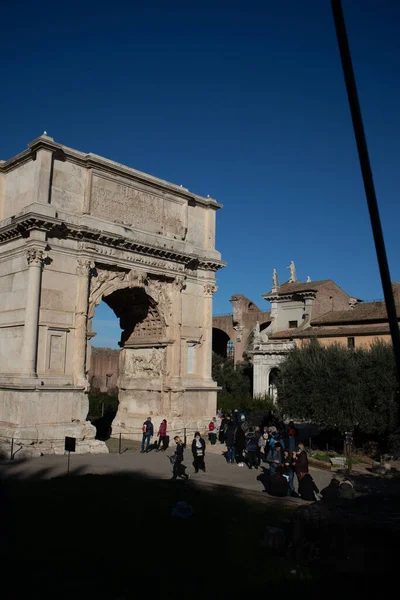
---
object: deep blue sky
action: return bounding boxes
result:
[1,1,399,348]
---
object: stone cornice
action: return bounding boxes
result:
[0,212,226,272]
[263,290,317,302]
[0,135,222,210]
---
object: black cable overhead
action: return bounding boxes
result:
[331,0,400,384]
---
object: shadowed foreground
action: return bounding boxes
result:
[0,467,312,599]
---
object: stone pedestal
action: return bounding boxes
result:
[0,387,108,458]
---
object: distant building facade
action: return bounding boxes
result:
[89,348,119,393]
[212,294,271,364]
[252,265,400,398]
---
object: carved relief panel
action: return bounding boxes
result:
[123,348,165,379]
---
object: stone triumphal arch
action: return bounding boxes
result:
[0,134,224,456]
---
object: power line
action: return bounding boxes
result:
[331,0,400,384]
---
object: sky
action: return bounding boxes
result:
[1,1,399,349]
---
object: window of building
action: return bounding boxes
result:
[347,337,355,350]
[187,344,195,374]
[105,374,112,388]
[288,320,298,329]
[227,339,234,360]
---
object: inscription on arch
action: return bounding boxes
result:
[90,173,187,240]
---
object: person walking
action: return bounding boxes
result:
[171,436,189,480]
[156,419,168,451]
[141,416,154,453]
[208,419,217,445]
[287,421,297,452]
[245,427,259,470]
[225,416,236,464]
[191,431,206,473]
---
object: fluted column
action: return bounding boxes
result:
[22,249,47,378]
[203,282,218,380]
[73,259,94,388]
[172,275,186,380]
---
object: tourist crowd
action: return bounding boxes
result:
[140,412,355,501]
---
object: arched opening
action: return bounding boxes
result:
[212,327,233,360]
[88,283,165,440]
[269,368,280,401]
[89,300,122,439]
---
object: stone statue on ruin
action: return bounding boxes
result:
[272,268,279,288]
[287,261,297,283]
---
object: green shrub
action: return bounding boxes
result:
[88,391,118,419]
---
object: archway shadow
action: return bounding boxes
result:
[92,410,117,441]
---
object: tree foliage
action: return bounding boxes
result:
[212,353,251,397]
[211,353,276,415]
[277,340,398,435]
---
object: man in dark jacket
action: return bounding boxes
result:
[219,415,227,444]
[141,417,154,453]
[225,416,236,464]
[267,441,283,476]
[245,427,259,469]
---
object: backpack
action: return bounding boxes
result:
[209,421,215,431]
[142,423,147,433]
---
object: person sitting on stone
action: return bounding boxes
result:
[298,472,319,502]
[320,477,340,502]
[269,466,289,497]
[338,478,356,500]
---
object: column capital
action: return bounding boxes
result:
[204,282,218,296]
[76,258,95,277]
[25,248,47,267]
[173,275,187,292]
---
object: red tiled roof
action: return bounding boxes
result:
[295,323,393,338]
[269,329,297,340]
[311,301,400,325]
[263,279,348,298]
